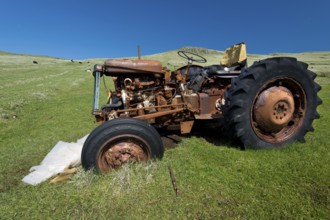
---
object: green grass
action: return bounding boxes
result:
[0,49,329,219]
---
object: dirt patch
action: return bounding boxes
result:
[161,134,182,149]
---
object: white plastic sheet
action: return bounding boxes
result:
[22,134,89,185]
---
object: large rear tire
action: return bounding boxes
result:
[223,57,322,149]
[82,118,164,172]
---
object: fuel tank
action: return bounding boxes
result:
[103,59,164,75]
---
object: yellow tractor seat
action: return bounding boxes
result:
[220,42,247,69]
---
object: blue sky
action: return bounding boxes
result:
[0,0,329,59]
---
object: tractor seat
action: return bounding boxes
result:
[205,42,247,75]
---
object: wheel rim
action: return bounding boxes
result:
[97,135,150,172]
[251,77,307,144]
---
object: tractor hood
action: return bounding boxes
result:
[103,59,164,75]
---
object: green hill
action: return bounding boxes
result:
[142,47,330,76]
[0,48,329,219]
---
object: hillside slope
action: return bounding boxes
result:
[142,47,330,76]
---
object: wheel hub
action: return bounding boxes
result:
[254,86,294,133]
[104,141,148,169]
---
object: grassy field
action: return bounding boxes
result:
[0,48,329,219]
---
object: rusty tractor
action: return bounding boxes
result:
[81,43,322,172]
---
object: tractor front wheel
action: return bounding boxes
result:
[81,118,164,172]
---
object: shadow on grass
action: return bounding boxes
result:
[158,119,243,150]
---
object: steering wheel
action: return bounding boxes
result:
[177,51,207,64]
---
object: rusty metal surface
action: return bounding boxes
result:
[115,103,185,114]
[134,108,185,120]
[183,93,199,112]
[138,45,141,60]
[194,93,222,119]
[97,139,149,171]
[156,94,170,112]
[180,121,194,134]
[104,59,163,74]
[254,86,294,133]
[251,77,307,144]
[198,93,211,114]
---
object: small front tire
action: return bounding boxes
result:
[81,118,164,172]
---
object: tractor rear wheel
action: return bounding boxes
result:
[81,118,164,172]
[223,57,322,149]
